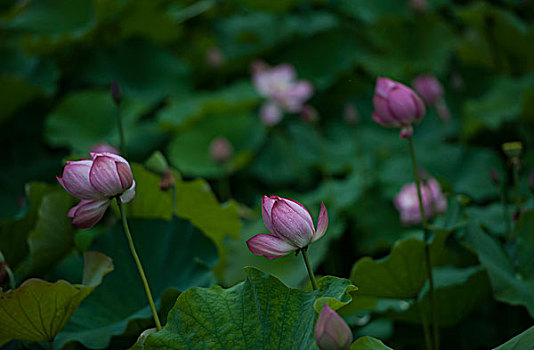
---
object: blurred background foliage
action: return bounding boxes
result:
[1,0,534,349]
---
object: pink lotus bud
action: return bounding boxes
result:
[408,0,428,13]
[394,177,447,225]
[315,304,352,350]
[111,80,123,105]
[412,75,444,106]
[372,78,426,134]
[209,137,233,163]
[246,196,328,259]
[343,103,360,124]
[90,143,120,155]
[300,105,319,123]
[159,170,176,192]
[57,152,136,228]
[206,46,225,67]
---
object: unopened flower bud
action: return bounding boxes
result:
[412,75,444,106]
[145,151,169,175]
[91,143,120,155]
[372,77,426,138]
[206,47,225,67]
[159,170,176,192]
[300,105,319,123]
[490,168,500,186]
[315,304,352,350]
[210,137,233,164]
[343,103,360,124]
[111,80,123,105]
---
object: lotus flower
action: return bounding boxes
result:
[252,61,313,125]
[372,77,426,138]
[209,136,233,164]
[246,196,328,259]
[394,178,447,225]
[57,152,135,228]
[315,304,352,350]
[412,74,450,121]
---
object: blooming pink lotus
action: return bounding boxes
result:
[246,196,328,259]
[372,77,426,138]
[315,304,352,350]
[57,152,136,228]
[394,178,447,225]
[252,61,313,126]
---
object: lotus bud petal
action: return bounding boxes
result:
[372,77,425,129]
[315,304,352,350]
[412,74,444,106]
[90,143,120,155]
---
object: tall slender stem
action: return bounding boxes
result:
[408,136,439,350]
[172,184,177,216]
[49,341,55,350]
[116,105,126,156]
[500,184,512,239]
[419,303,433,350]
[512,162,521,215]
[301,247,318,290]
[117,198,162,331]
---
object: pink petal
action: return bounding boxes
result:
[120,181,136,203]
[262,196,277,234]
[89,155,124,197]
[116,162,133,189]
[57,160,103,200]
[312,202,328,243]
[271,200,314,248]
[69,199,111,229]
[260,102,283,126]
[246,233,296,259]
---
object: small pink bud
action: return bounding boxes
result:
[209,137,234,164]
[490,168,501,186]
[111,80,123,105]
[315,304,352,350]
[90,143,120,155]
[372,77,426,132]
[246,196,328,259]
[206,46,225,67]
[343,103,360,124]
[260,102,283,126]
[300,105,319,123]
[159,170,176,192]
[57,152,136,228]
[412,75,444,106]
[408,0,428,13]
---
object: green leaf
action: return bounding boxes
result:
[332,0,409,23]
[464,212,534,317]
[128,328,158,350]
[493,325,534,350]
[44,90,151,154]
[350,336,393,350]
[54,217,218,349]
[0,252,113,346]
[144,268,356,350]
[350,229,452,299]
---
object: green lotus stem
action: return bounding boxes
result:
[117,198,162,331]
[301,247,318,290]
[408,136,439,350]
[419,304,433,350]
[500,183,512,239]
[116,104,126,156]
[172,183,177,216]
[512,163,521,218]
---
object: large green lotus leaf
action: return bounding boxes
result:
[456,3,534,73]
[279,29,363,90]
[167,113,266,178]
[216,12,338,59]
[54,216,218,349]
[73,40,190,102]
[0,252,113,346]
[0,182,75,280]
[493,325,534,350]
[462,76,533,139]
[464,211,534,316]
[350,229,452,299]
[144,267,355,350]
[386,266,492,327]
[44,90,151,154]
[360,16,455,79]
[157,81,261,132]
[350,336,393,350]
